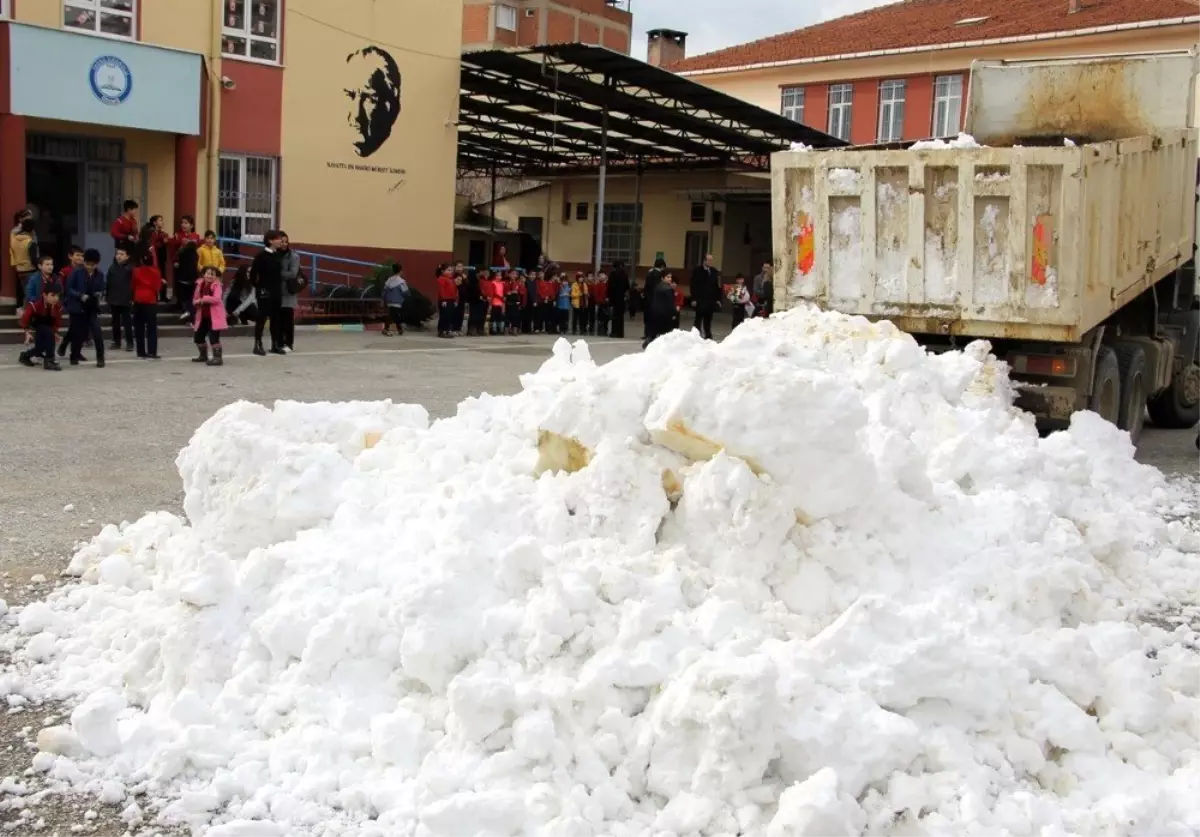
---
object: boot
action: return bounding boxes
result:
[192,344,209,363]
[18,352,35,368]
[253,339,266,356]
[207,346,223,367]
[44,358,62,371]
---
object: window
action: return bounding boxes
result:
[828,83,853,142]
[690,202,706,223]
[592,203,642,266]
[575,202,589,221]
[877,79,906,142]
[933,74,964,138]
[496,3,517,31]
[223,0,281,63]
[63,0,136,39]
[1,0,10,17]
[217,154,279,242]
[781,86,805,123]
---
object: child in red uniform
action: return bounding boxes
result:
[110,199,139,251]
[504,271,523,336]
[436,263,458,338]
[132,254,164,359]
[535,271,555,334]
[18,282,64,371]
[489,271,506,335]
[474,268,493,336]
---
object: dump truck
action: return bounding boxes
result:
[770,51,1199,441]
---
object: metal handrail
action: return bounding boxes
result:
[217,237,382,294]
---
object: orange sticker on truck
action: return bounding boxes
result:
[1031,215,1052,286]
[796,212,815,275]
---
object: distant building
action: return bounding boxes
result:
[462,0,632,54]
[664,0,1199,145]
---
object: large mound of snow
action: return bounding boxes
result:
[4,307,1199,837]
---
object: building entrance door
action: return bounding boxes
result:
[684,231,709,271]
[84,163,147,266]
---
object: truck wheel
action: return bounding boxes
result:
[1147,362,1200,429]
[1088,346,1121,425]
[1113,344,1147,443]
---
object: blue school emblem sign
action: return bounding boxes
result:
[89,56,133,106]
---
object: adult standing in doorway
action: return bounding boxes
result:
[752,261,771,305]
[607,260,630,338]
[690,253,721,340]
[278,233,303,353]
[250,230,285,356]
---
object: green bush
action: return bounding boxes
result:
[367,263,434,326]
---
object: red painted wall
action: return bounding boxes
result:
[849,79,878,145]
[806,84,829,134]
[219,61,283,156]
[904,74,935,140]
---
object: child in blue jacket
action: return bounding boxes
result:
[66,249,107,367]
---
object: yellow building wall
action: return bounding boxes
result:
[13,0,58,27]
[684,27,1200,115]
[278,0,463,253]
[26,118,177,227]
[490,172,767,271]
[140,0,214,53]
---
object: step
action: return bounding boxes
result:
[0,324,254,346]
[0,313,200,331]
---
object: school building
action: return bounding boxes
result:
[478,0,1199,282]
[0,0,461,304]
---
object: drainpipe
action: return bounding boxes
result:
[206,0,222,230]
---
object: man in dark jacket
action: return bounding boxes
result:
[643,271,679,349]
[642,258,666,340]
[250,230,285,356]
[690,253,721,340]
[106,243,135,351]
[607,260,630,338]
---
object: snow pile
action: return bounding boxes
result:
[788,141,813,152]
[910,133,985,150]
[4,308,1200,837]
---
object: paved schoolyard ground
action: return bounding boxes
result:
[0,325,1195,835]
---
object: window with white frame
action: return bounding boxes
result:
[827,83,853,142]
[932,74,964,138]
[781,86,805,123]
[877,79,906,142]
[496,3,517,31]
[217,154,279,242]
[223,0,281,63]
[64,0,136,39]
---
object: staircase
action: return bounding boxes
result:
[0,303,254,345]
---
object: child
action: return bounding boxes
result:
[523,270,538,334]
[24,254,56,308]
[489,270,506,335]
[225,265,257,325]
[18,282,63,371]
[556,276,572,335]
[570,272,587,335]
[381,263,409,336]
[729,274,753,329]
[175,239,200,322]
[191,266,227,366]
[132,252,163,359]
[172,215,201,287]
[9,218,35,303]
[582,272,597,335]
[107,243,135,351]
[536,271,555,334]
[197,229,226,276]
[643,271,679,349]
[436,263,458,338]
[110,199,139,251]
[593,272,610,337]
[468,267,489,337]
[505,271,522,337]
[55,246,85,359]
[66,249,106,367]
[672,278,684,332]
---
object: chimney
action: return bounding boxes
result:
[647,29,688,67]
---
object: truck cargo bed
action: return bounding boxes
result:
[770,51,1199,344]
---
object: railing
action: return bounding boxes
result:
[218,237,384,322]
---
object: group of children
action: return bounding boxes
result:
[434,263,631,339]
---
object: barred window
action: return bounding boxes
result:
[592,203,642,267]
[64,0,135,39]
[222,0,280,63]
[217,154,279,242]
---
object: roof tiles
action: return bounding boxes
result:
[669,0,1199,73]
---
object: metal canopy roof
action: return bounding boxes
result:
[457,44,847,178]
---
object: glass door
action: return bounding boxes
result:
[83,162,146,267]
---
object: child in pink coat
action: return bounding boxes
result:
[192,266,227,366]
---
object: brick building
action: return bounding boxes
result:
[462,0,631,54]
[661,0,1199,146]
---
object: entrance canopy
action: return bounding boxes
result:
[457,44,845,178]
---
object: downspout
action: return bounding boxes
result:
[206,0,222,229]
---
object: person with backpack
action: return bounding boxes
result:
[381,263,410,336]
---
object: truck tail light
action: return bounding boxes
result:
[1016,355,1076,377]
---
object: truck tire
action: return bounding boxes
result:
[1147,361,1200,429]
[1088,346,1121,426]
[1113,344,1147,443]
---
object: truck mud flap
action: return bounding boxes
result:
[1014,383,1076,427]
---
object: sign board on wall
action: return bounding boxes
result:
[8,23,201,135]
